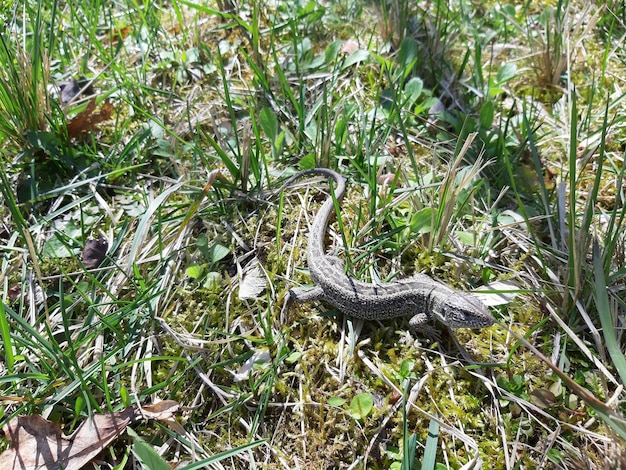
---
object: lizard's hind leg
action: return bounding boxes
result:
[281,285,326,323]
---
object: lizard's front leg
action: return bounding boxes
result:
[408,313,440,341]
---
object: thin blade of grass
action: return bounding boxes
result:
[0,302,14,373]
[592,240,626,387]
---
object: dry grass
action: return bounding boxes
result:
[0,0,625,468]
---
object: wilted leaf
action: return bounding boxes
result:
[340,38,359,55]
[66,98,113,138]
[238,258,267,300]
[473,280,520,306]
[141,400,180,420]
[377,173,397,186]
[0,408,136,470]
[82,237,108,269]
[7,285,20,300]
[0,402,181,469]
[100,26,133,46]
[231,349,271,382]
[529,389,557,409]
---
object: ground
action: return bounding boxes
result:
[0,0,625,468]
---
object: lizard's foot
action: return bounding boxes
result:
[280,290,295,324]
[282,285,325,323]
[409,314,441,342]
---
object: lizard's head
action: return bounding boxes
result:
[437,292,494,329]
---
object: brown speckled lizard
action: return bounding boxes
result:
[281,168,494,334]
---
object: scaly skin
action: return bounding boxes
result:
[280,168,494,332]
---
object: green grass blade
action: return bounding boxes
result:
[0,302,14,373]
[592,240,626,386]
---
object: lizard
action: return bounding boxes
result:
[280,168,494,334]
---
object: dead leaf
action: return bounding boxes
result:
[100,25,133,46]
[0,407,136,470]
[231,349,271,382]
[377,173,397,187]
[341,39,360,55]
[141,400,180,420]
[82,237,109,269]
[529,389,557,409]
[238,258,266,300]
[66,98,113,138]
[7,285,21,301]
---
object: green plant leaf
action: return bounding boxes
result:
[593,240,626,386]
[399,360,415,380]
[42,232,76,258]
[402,432,418,470]
[185,264,203,279]
[404,77,423,106]
[325,40,342,64]
[210,243,230,264]
[203,272,222,289]
[410,207,434,235]
[285,351,302,363]
[349,392,373,420]
[479,100,494,129]
[0,302,13,373]
[496,62,517,84]
[298,153,317,169]
[328,397,346,407]
[260,107,278,142]
[397,37,418,78]
[342,49,369,69]
[422,419,438,470]
[128,428,171,470]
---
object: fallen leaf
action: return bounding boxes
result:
[100,25,133,46]
[238,258,266,300]
[377,173,397,187]
[473,280,520,306]
[529,389,557,409]
[66,98,113,138]
[82,237,109,269]
[231,349,271,382]
[341,38,360,54]
[141,400,180,420]
[0,407,136,470]
[7,285,21,301]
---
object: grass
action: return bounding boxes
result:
[0,0,625,468]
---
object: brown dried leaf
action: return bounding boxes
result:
[529,389,558,409]
[141,400,180,420]
[341,39,360,55]
[0,408,136,470]
[82,237,109,269]
[100,25,133,46]
[7,285,21,301]
[66,98,113,138]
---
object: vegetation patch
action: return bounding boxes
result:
[0,0,625,468]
